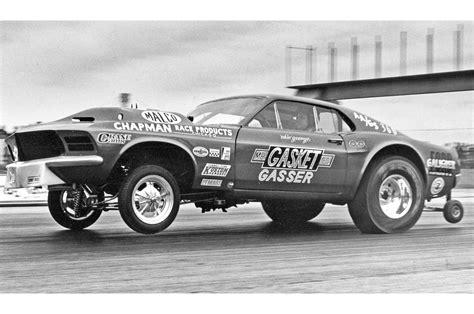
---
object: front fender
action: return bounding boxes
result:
[112,136,198,171]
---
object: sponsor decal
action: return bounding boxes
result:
[251,145,335,184]
[221,147,231,161]
[97,132,132,144]
[201,163,231,177]
[201,178,223,187]
[193,146,209,158]
[209,149,220,158]
[114,122,172,133]
[280,134,311,144]
[430,177,445,195]
[353,112,397,135]
[427,151,455,177]
[251,149,268,162]
[348,139,366,148]
[173,125,233,138]
[142,111,182,124]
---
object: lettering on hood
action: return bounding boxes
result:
[251,145,335,184]
[142,111,182,124]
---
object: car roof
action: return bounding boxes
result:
[201,94,341,110]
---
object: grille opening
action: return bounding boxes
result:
[64,135,94,151]
[16,131,65,161]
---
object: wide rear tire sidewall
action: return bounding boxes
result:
[48,190,102,231]
[118,165,180,234]
[364,157,424,233]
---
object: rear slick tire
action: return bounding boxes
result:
[261,200,325,225]
[348,156,425,234]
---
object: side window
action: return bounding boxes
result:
[315,106,337,133]
[312,106,353,134]
[332,110,353,133]
[248,101,352,133]
[276,101,316,132]
[248,103,278,128]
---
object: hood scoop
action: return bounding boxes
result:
[72,117,95,123]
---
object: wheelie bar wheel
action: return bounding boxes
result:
[443,200,464,224]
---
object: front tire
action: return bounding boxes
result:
[261,200,325,225]
[348,156,425,233]
[118,165,180,234]
[48,189,102,230]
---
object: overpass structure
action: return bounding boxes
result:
[289,70,474,101]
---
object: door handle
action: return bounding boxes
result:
[328,138,343,145]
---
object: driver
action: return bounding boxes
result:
[294,110,314,132]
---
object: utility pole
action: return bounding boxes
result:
[426,28,434,73]
[351,37,359,80]
[375,35,382,78]
[400,31,407,76]
[328,42,337,82]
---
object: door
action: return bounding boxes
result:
[235,100,348,194]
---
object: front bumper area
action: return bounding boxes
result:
[5,156,103,189]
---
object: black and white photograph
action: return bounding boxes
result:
[0,0,472,312]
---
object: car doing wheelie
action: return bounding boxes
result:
[4,94,464,234]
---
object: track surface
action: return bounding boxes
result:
[1,194,473,293]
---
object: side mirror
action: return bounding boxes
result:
[187,116,194,122]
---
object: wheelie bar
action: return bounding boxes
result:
[424,191,464,224]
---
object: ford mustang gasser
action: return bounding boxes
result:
[4,95,464,234]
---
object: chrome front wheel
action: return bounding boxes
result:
[119,165,180,234]
[132,175,174,225]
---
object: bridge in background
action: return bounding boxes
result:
[290,70,474,100]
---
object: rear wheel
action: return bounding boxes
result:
[261,200,325,225]
[348,156,425,233]
[48,189,102,230]
[118,165,180,234]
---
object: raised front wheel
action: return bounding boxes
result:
[118,165,180,234]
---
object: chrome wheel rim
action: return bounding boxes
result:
[60,190,94,221]
[132,175,174,224]
[378,174,413,219]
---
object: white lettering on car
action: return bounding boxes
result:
[252,145,334,184]
[97,133,132,144]
[114,122,172,133]
[353,112,397,135]
[201,163,231,177]
[201,179,223,187]
[173,125,233,138]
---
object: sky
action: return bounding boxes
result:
[0,20,473,145]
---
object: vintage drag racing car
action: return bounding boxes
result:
[4,95,464,234]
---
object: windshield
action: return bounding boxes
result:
[188,97,264,125]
